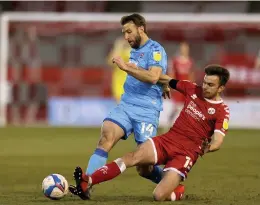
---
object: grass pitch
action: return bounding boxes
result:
[0,127,260,205]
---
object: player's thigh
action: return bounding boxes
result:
[104,104,133,140]
[122,139,156,167]
[99,121,124,150]
[100,105,133,151]
[153,170,182,201]
[164,153,198,181]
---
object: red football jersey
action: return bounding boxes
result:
[171,56,193,80]
[169,80,230,154]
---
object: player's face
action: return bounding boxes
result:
[122,22,142,49]
[202,75,224,99]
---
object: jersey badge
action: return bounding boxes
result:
[153,51,162,61]
[223,119,229,130]
[208,108,215,115]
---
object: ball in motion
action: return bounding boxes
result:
[42,174,68,200]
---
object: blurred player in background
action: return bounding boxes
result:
[70,13,168,199]
[71,65,230,201]
[166,42,194,129]
[10,26,42,125]
[255,49,260,69]
[107,37,131,103]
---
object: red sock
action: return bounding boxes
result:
[91,161,122,185]
[171,184,185,201]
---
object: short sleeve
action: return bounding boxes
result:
[214,104,230,136]
[148,46,167,72]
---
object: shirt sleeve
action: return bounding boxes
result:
[175,80,197,96]
[148,46,167,73]
[214,104,230,136]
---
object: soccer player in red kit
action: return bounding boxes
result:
[69,65,230,201]
[167,42,194,125]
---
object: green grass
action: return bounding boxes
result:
[0,127,260,205]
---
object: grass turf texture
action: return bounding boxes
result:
[0,127,260,205]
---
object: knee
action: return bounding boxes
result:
[136,165,153,177]
[153,189,167,201]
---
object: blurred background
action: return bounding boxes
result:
[1,3,260,204]
[0,1,260,128]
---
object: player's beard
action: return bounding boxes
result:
[130,32,142,49]
[203,90,218,100]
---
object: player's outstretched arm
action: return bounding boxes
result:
[113,56,162,84]
[158,74,181,91]
[203,132,225,154]
[126,64,162,84]
[158,74,173,85]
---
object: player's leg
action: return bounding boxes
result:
[72,139,156,200]
[133,119,163,184]
[153,170,183,201]
[91,138,156,182]
[85,121,123,175]
[86,104,133,175]
[136,164,163,184]
[153,150,198,201]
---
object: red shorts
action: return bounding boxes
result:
[149,132,199,180]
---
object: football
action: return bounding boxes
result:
[42,174,68,200]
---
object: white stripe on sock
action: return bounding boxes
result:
[114,158,126,173]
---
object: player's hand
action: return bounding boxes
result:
[162,85,171,99]
[112,56,127,71]
[201,139,210,155]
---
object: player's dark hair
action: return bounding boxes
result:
[205,65,230,86]
[120,13,147,34]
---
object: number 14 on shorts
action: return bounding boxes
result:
[141,122,154,138]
